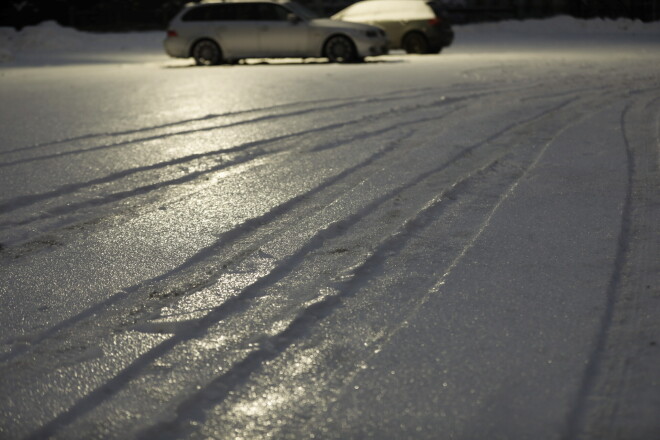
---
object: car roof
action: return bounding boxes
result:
[182,0,293,10]
[195,0,290,4]
[350,0,429,2]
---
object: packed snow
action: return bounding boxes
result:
[1,15,659,440]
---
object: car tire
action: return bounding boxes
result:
[402,32,430,54]
[324,35,357,63]
[192,39,223,66]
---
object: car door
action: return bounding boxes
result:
[209,3,259,58]
[334,2,393,44]
[255,3,309,57]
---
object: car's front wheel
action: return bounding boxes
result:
[192,39,223,66]
[402,32,430,54]
[324,35,357,63]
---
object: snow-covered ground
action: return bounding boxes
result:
[1,17,659,439]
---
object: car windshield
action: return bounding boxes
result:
[283,1,319,20]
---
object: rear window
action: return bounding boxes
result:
[182,4,231,21]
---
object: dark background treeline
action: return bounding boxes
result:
[2,0,659,31]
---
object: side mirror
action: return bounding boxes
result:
[287,13,301,24]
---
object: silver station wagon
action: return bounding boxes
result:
[164,0,389,64]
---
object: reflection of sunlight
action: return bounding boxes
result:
[234,389,289,418]
[156,246,278,321]
[193,335,227,351]
[230,350,319,426]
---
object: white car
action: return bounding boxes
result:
[164,0,389,65]
[332,0,455,54]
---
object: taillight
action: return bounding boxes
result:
[428,17,441,26]
[167,30,178,37]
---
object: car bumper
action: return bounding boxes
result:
[427,27,454,49]
[354,37,389,58]
[164,37,189,59]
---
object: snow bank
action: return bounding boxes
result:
[459,16,660,35]
[0,21,165,65]
[452,16,660,53]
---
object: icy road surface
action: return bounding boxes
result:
[1,22,660,439]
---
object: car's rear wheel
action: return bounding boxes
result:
[324,35,357,63]
[192,39,222,66]
[402,32,430,54]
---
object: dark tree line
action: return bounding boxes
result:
[571,0,659,20]
[1,0,188,30]
[443,0,660,23]
[1,0,658,31]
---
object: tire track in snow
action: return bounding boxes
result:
[0,95,472,253]
[2,91,580,365]
[0,87,476,166]
[1,91,588,365]
[0,82,535,157]
[2,82,551,252]
[0,96,408,168]
[136,157,514,440]
[560,99,636,440]
[136,91,608,440]
[21,95,588,439]
[0,89,615,369]
[0,81,574,237]
[0,113,223,155]
[0,90,421,156]
[170,94,623,440]
[4,99,468,361]
[0,128,413,362]
[0,92,470,217]
[8,83,555,364]
[567,93,660,440]
[24,135,503,440]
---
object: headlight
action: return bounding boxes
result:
[365,30,378,38]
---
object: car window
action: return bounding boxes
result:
[182,2,305,22]
[233,3,260,20]
[182,5,213,21]
[206,4,236,20]
[283,2,318,19]
[182,4,235,21]
[257,3,290,21]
